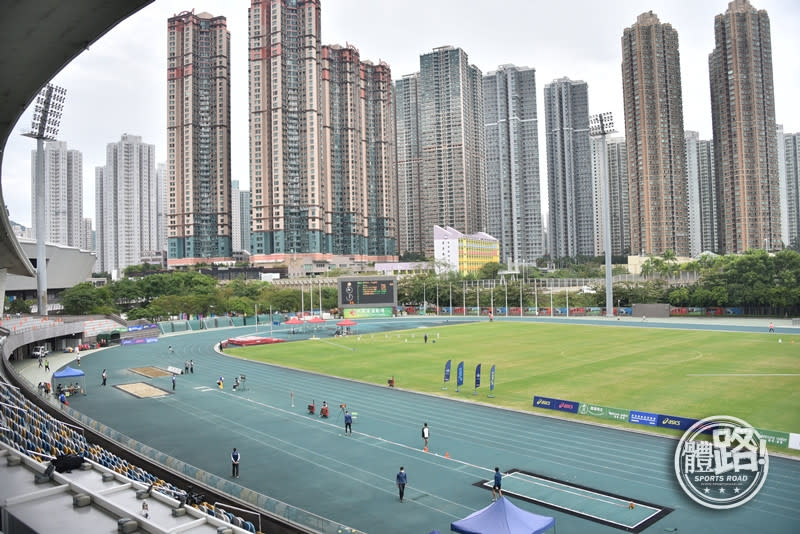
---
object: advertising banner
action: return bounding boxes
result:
[342,307,393,318]
[578,403,630,422]
[629,410,659,426]
[489,364,495,391]
[475,364,481,389]
[657,414,699,431]
[756,428,790,449]
[457,361,464,387]
[533,395,580,413]
[443,360,451,383]
[121,337,159,345]
[789,433,800,451]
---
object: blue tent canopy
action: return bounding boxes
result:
[53,366,85,379]
[51,366,87,397]
[451,497,555,534]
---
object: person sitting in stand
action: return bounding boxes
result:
[320,401,329,418]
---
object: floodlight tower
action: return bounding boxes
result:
[589,112,616,318]
[23,83,67,316]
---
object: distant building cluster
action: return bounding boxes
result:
[18,0,799,280]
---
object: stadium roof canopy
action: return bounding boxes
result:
[0,0,153,277]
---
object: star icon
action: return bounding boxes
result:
[734,487,740,493]
[704,488,711,494]
[719,488,726,494]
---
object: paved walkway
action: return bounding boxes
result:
[14,348,101,390]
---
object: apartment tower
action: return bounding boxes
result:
[684,131,703,257]
[30,141,83,248]
[95,134,157,275]
[394,74,422,256]
[785,132,800,245]
[166,10,232,266]
[709,0,780,253]
[695,137,718,253]
[248,1,395,262]
[483,65,543,264]
[622,12,688,257]
[410,46,485,256]
[231,180,251,254]
[321,44,395,258]
[544,77,593,258]
[590,136,630,256]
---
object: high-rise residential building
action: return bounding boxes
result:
[785,132,800,245]
[399,46,485,256]
[622,12,688,257]
[95,134,157,276]
[166,10,232,266]
[30,140,83,248]
[156,162,167,254]
[394,73,422,257]
[483,64,543,265]
[685,131,702,257]
[231,180,251,253]
[590,136,629,256]
[696,138,718,253]
[321,44,396,258]
[80,218,93,252]
[776,125,788,246]
[709,0,780,253]
[544,77,593,258]
[248,1,395,263]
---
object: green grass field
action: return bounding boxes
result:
[227,322,800,437]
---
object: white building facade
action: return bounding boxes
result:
[95,134,157,276]
[30,140,83,248]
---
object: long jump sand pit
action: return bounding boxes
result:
[115,382,169,399]
[130,366,172,378]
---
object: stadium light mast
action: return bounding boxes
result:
[589,112,615,318]
[22,83,67,317]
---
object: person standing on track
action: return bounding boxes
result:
[231,448,240,478]
[172,374,176,390]
[492,467,503,501]
[190,360,194,373]
[396,466,407,502]
[344,410,352,435]
[102,369,107,386]
[422,422,430,448]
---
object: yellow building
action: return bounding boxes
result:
[433,226,499,274]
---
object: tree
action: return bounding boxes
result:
[61,283,114,315]
[108,278,142,305]
[476,262,502,280]
[5,297,32,315]
[399,251,427,262]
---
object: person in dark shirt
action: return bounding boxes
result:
[396,467,407,502]
[344,410,352,435]
[492,467,503,501]
[231,448,240,478]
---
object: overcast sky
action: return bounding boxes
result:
[3,0,798,229]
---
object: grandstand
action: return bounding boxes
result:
[0,381,258,533]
